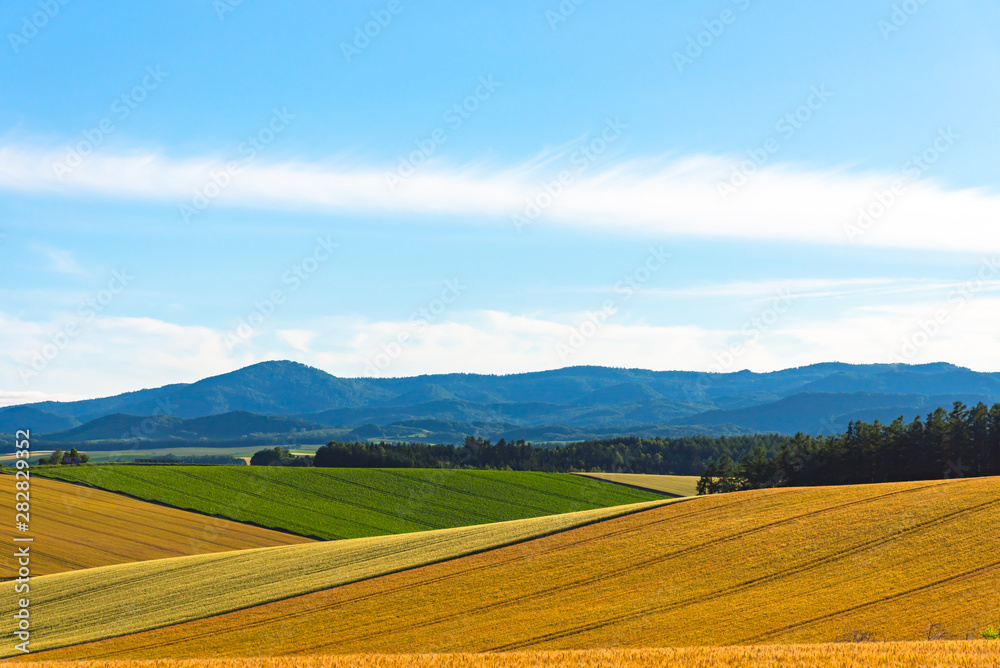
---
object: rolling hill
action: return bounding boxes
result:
[1,499,676,658]
[35,467,664,540]
[29,476,998,659]
[0,473,310,576]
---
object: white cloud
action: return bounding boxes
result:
[0,313,255,406]
[276,329,316,353]
[1,145,999,253]
[3,289,999,405]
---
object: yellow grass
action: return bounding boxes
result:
[1,498,679,658]
[574,472,699,497]
[7,642,1000,668]
[0,474,311,576]
[32,477,1000,661]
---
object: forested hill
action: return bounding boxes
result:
[4,360,1000,442]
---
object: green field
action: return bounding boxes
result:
[35,466,664,540]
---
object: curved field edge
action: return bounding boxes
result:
[0,474,311,576]
[9,642,1000,668]
[573,472,699,497]
[0,497,685,658]
[32,467,665,540]
[38,477,1000,660]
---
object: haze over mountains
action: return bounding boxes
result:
[3,361,999,447]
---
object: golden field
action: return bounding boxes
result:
[29,477,1000,661]
[1,498,678,658]
[0,473,311,576]
[575,472,699,497]
[7,642,1000,668]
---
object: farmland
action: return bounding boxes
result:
[574,472,699,497]
[32,476,1000,660]
[34,466,662,539]
[1,498,677,657]
[0,473,310,576]
[7,643,1000,668]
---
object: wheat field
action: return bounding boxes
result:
[0,473,311,576]
[574,472,700,497]
[1,498,679,658]
[29,477,999,661]
[7,642,1000,668]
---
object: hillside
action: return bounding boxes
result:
[34,476,999,659]
[35,467,664,540]
[0,474,310,576]
[1,499,676,658]
[8,361,1000,443]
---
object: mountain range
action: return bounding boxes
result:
[3,361,999,447]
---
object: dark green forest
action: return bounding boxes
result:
[307,433,788,474]
[698,401,1000,493]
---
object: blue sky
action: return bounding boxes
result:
[1,0,999,403]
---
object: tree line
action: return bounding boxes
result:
[252,434,789,475]
[697,402,1000,494]
[249,402,1000,492]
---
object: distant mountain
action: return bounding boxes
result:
[42,411,327,443]
[0,406,79,435]
[7,360,1000,445]
[673,392,997,435]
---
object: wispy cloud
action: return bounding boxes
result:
[34,245,87,276]
[1,145,998,253]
